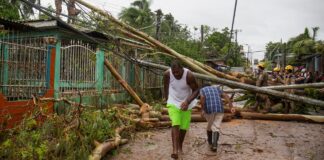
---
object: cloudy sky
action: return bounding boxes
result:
[42,0,324,60]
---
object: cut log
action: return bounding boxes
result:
[239,112,324,123]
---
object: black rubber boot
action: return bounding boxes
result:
[207,131,212,145]
[211,132,219,152]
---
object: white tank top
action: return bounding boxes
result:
[167,68,193,109]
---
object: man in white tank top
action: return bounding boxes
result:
[163,60,199,159]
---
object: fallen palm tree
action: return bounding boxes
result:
[73,1,324,108]
[75,0,244,82]
[103,59,153,121]
[136,60,324,107]
[225,82,324,93]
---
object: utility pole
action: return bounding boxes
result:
[200,25,204,44]
[224,0,238,62]
[233,29,242,65]
[200,25,204,49]
[155,9,163,41]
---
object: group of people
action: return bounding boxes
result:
[270,66,324,85]
[163,61,234,159]
[253,62,324,113]
[163,60,323,159]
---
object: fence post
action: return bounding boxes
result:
[96,48,104,93]
[53,39,61,113]
[45,45,54,89]
[3,44,9,95]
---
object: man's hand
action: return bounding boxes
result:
[180,101,189,111]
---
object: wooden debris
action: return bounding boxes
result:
[89,125,134,160]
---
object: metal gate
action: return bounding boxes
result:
[0,31,50,101]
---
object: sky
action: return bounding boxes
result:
[41,0,324,61]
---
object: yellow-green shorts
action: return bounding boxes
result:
[167,104,192,130]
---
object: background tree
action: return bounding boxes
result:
[0,0,20,20]
[119,0,154,34]
[265,27,323,66]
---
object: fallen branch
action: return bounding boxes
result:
[89,125,134,160]
[39,97,96,108]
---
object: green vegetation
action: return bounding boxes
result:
[265,27,324,65]
[0,104,133,159]
[0,0,39,20]
[0,0,20,20]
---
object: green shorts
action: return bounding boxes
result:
[167,104,192,130]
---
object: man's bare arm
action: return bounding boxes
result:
[221,93,233,108]
[221,92,235,113]
[185,71,199,104]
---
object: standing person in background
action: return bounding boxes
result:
[251,62,271,113]
[163,60,199,159]
[283,65,295,113]
[271,67,283,85]
[200,84,235,152]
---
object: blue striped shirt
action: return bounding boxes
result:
[200,86,224,114]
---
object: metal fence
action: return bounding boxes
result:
[0,31,49,101]
[59,40,97,96]
[0,31,168,102]
[103,53,130,93]
[142,67,163,89]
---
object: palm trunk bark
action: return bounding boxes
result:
[225,82,324,93]
[104,59,144,106]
